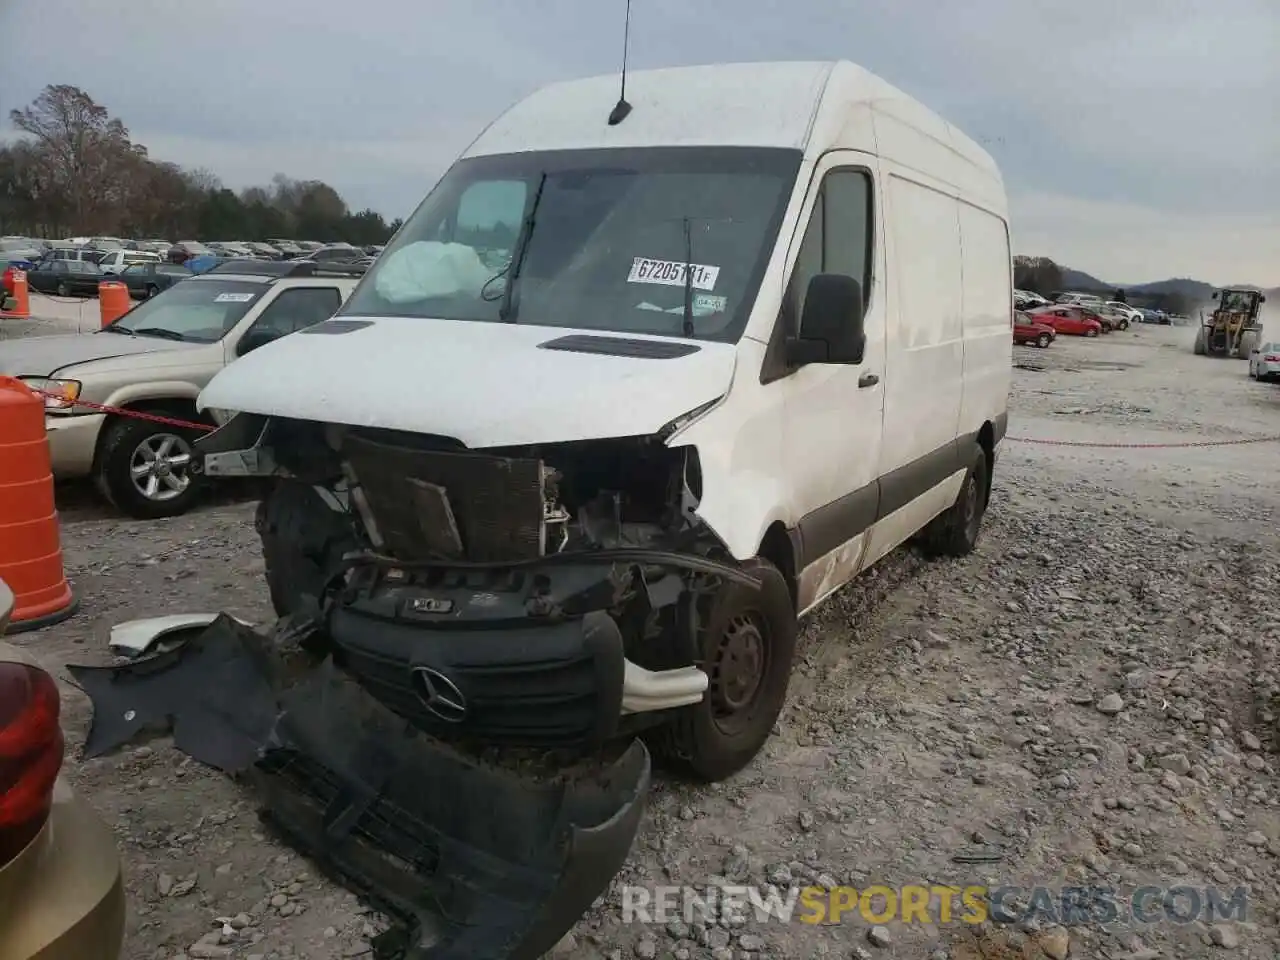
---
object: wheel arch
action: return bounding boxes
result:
[757,521,799,611]
[91,394,211,471]
[975,420,996,505]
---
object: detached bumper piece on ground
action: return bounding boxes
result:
[68,616,651,960]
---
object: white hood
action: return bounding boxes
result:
[197,316,737,448]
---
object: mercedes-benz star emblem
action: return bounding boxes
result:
[411,666,468,723]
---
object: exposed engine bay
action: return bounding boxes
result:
[196,412,760,751]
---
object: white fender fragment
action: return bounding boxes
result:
[109,614,254,657]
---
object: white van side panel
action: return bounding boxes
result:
[957,202,1014,437]
[880,171,964,473]
[870,98,1005,213]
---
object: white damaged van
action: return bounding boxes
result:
[196,60,1012,783]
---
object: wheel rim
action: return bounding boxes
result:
[57,282,68,296]
[709,612,769,736]
[129,432,194,502]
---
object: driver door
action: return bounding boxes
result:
[776,153,887,613]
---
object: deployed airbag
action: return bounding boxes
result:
[373,241,494,304]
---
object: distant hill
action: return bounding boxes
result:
[1122,278,1216,302]
[1058,267,1109,291]
[1017,257,1275,304]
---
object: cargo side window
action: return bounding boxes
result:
[782,169,872,335]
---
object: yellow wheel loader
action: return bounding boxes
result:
[1194,288,1266,358]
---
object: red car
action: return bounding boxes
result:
[1014,312,1055,347]
[1028,305,1103,338]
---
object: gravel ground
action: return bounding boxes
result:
[6,321,1280,960]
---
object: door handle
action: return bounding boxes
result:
[858,373,880,388]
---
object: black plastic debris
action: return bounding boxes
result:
[68,613,284,772]
[67,616,651,960]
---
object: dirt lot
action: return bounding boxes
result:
[6,317,1280,960]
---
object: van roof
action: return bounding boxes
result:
[464,60,1001,197]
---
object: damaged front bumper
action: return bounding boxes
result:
[68,616,650,960]
[329,549,757,748]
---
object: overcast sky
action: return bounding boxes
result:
[2,0,1276,285]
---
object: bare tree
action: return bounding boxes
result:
[1,84,397,244]
[9,85,140,231]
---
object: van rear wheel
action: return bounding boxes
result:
[921,443,989,558]
[652,558,796,783]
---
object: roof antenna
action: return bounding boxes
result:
[607,0,633,125]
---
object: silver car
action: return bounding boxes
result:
[0,261,362,519]
[1248,341,1280,382]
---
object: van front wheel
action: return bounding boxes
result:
[921,443,989,558]
[653,558,797,783]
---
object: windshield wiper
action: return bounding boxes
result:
[101,325,134,336]
[681,217,695,338]
[132,328,187,341]
[497,172,547,324]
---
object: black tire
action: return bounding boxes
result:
[56,280,70,297]
[94,415,207,519]
[920,443,989,559]
[256,480,359,618]
[652,558,797,782]
[1119,320,1129,330]
[1086,327,1099,338]
[145,284,159,299]
[1036,333,1051,348]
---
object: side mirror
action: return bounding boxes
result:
[1211,291,1218,300]
[237,329,279,356]
[1260,295,1267,304]
[785,274,866,367]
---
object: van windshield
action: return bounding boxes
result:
[340,147,802,343]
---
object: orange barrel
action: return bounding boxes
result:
[0,378,77,633]
[0,269,31,320]
[99,281,130,327]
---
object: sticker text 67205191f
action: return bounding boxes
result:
[627,257,720,292]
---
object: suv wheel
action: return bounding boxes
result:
[95,416,206,519]
[56,280,70,297]
[145,283,159,299]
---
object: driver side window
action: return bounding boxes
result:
[781,169,872,335]
[242,287,341,349]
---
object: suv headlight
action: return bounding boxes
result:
[18,377,82,411]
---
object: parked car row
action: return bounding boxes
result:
[2,235,384,300]
[1,235,384,282]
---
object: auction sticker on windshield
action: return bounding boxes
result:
[214,292,257,303]
[627,258,720,291]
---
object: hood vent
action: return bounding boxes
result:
[537,335,701,359]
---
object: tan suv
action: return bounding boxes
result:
[0,578,125,960]
[0,260,363,519]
